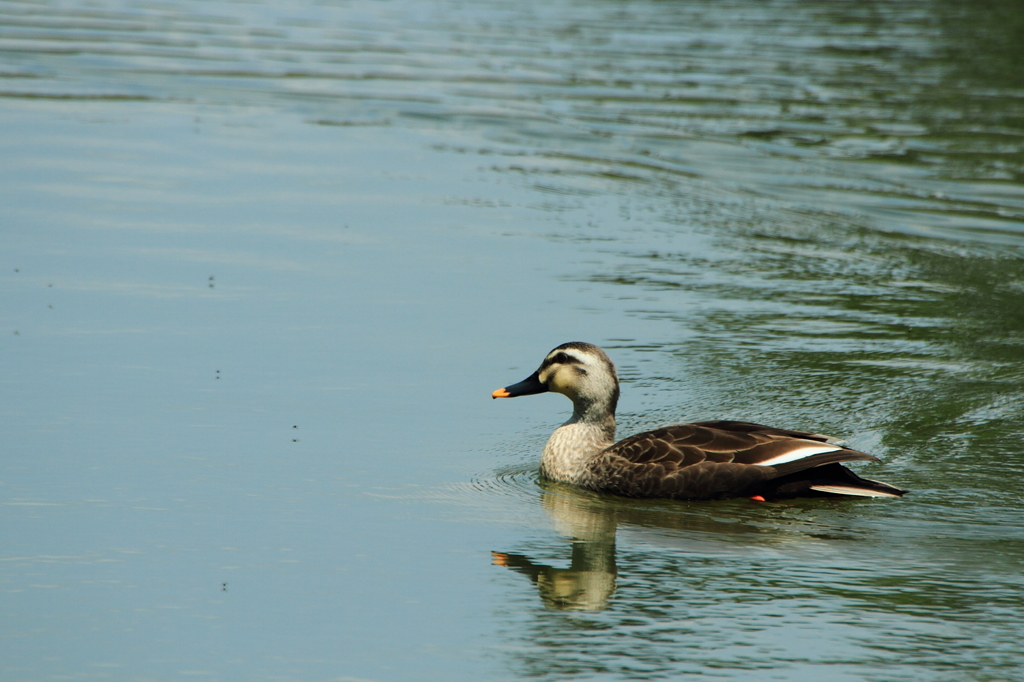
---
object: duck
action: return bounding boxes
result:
[492,342,905,501]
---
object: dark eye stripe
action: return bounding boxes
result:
[540,352,583,371]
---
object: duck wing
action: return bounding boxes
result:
[586,420,897,500]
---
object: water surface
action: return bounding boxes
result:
[2,1,1023,681]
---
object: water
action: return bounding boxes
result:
[2,0,1023,680]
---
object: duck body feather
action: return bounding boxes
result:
[495,343,906,501]
[564,420,901,500]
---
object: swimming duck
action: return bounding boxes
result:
[492,342,905,500]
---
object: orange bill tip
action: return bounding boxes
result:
[492,388,511,398]
[750,495,766,502]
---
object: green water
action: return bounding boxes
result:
[2,1,1022,680]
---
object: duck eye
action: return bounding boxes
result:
[554,352,570,364]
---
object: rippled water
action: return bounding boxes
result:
[2,1,1023,680]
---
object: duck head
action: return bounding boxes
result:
[493,342,620,422]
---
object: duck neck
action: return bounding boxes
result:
[540,398,617,484]
[569,397,617,438]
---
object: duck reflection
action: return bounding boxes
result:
[492,541,617,611]
[492,484,618,611]
[493,480,768,611]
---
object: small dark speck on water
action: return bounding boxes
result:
[215,370,220,379]
[208,275,215,288]
[221,582,227,592]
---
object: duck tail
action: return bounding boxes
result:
[762,462,907,499]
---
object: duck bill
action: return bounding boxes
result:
[492,371,548,399]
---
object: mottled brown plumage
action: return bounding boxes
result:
[493,343,905,501]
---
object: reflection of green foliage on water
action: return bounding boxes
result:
[618,238,1022,493]
[491,3,1024,677]
[500,485,1024,680]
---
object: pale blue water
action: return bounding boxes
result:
[2,1,1023,681]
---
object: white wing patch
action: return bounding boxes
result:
[809,485,902,498]
[754,444,842,467]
